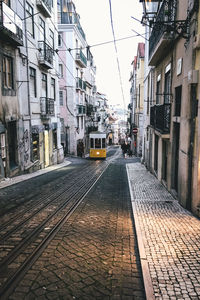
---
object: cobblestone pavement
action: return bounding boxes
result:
[127,163,200,300]
[8,158,145,299]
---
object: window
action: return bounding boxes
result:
[3,56,13,89]
[59,64,63,77]
[95,138,101,149]
[29,67,36,97]
[59,90,64,105]
[26,2,34,38]
[39,17,45,41]
[51,78,55,100]
[41,73,47,97]
[156,79,161,104]
[174,86,182,116]
[164,71,171,103]
[49,29,54,50]
[58,33,62,47]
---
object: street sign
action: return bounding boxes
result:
[132,128,138,134]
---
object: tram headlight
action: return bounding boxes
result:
[97,152,100,155]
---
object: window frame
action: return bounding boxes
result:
[2,56,14,90]
[29,67,37,97]
[26,2,35,38]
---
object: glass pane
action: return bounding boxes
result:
[90,138,94,148]
[95,138,101,149]
[102,138,105,148]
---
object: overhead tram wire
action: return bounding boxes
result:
[59,33,146,52]
[108,0,126,116]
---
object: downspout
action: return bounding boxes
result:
[23,0,32,161]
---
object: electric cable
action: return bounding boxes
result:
[108,0,126,113]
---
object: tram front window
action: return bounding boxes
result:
[95,138,101,149]
[102,138,105,148]
[90,138,94,148]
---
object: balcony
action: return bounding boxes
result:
[0,1,23,46]
[150,103,171,134]
[40,97,55,118]
[76,78,86,91]
[58,12,86,40]
[36,0,51,18]
[77,105,86,116]
[75,49,87,68]
[86,126,98,134]
[149,0,176,66]
[86,104,96,116]
[38,41,53,69]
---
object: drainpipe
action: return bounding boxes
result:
[23,0,32,161]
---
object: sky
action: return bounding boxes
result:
[73,0,144,109]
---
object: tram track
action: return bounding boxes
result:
[0,163,96,242]
[0,163,91,232]
[0,151,123,299]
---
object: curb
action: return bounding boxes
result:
[126,164,155,300]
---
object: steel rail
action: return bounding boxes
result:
[0,160,110,299]
[0,164,96,242]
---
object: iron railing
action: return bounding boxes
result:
[76,49,87,67]
[149,0,176,58]
[40,97,55,117]
[58,12,85,40]
[150,103,171,133]
[76,78,86,90]
[38,41,53,67]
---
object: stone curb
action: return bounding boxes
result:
[126,164,155,300]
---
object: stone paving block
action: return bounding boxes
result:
[127,162,200,300]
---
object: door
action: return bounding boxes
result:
[174,123,180,192]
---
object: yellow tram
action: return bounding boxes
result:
[89,131,107,159]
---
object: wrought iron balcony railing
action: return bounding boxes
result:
[36,0,51,17]
[75,49,87,68]
[40,97,55,118]
[76,78,86,91]
[149,0,176,64]
[150,103,171,134]
[38,41,53,69]
[58,12,85,40]
[0,1,23,46]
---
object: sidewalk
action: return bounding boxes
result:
[0,159,71,189]
[127,162,200,300]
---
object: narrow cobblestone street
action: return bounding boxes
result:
[0,149,200,299]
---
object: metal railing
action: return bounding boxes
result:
[76,49,87,67]
[76,78,86,90]
[40,97,55,117]
[149,0,176,58]
[38,41,53,66]
[36,0,51,14]
[58,12,85,40]
[150,103,171,133]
